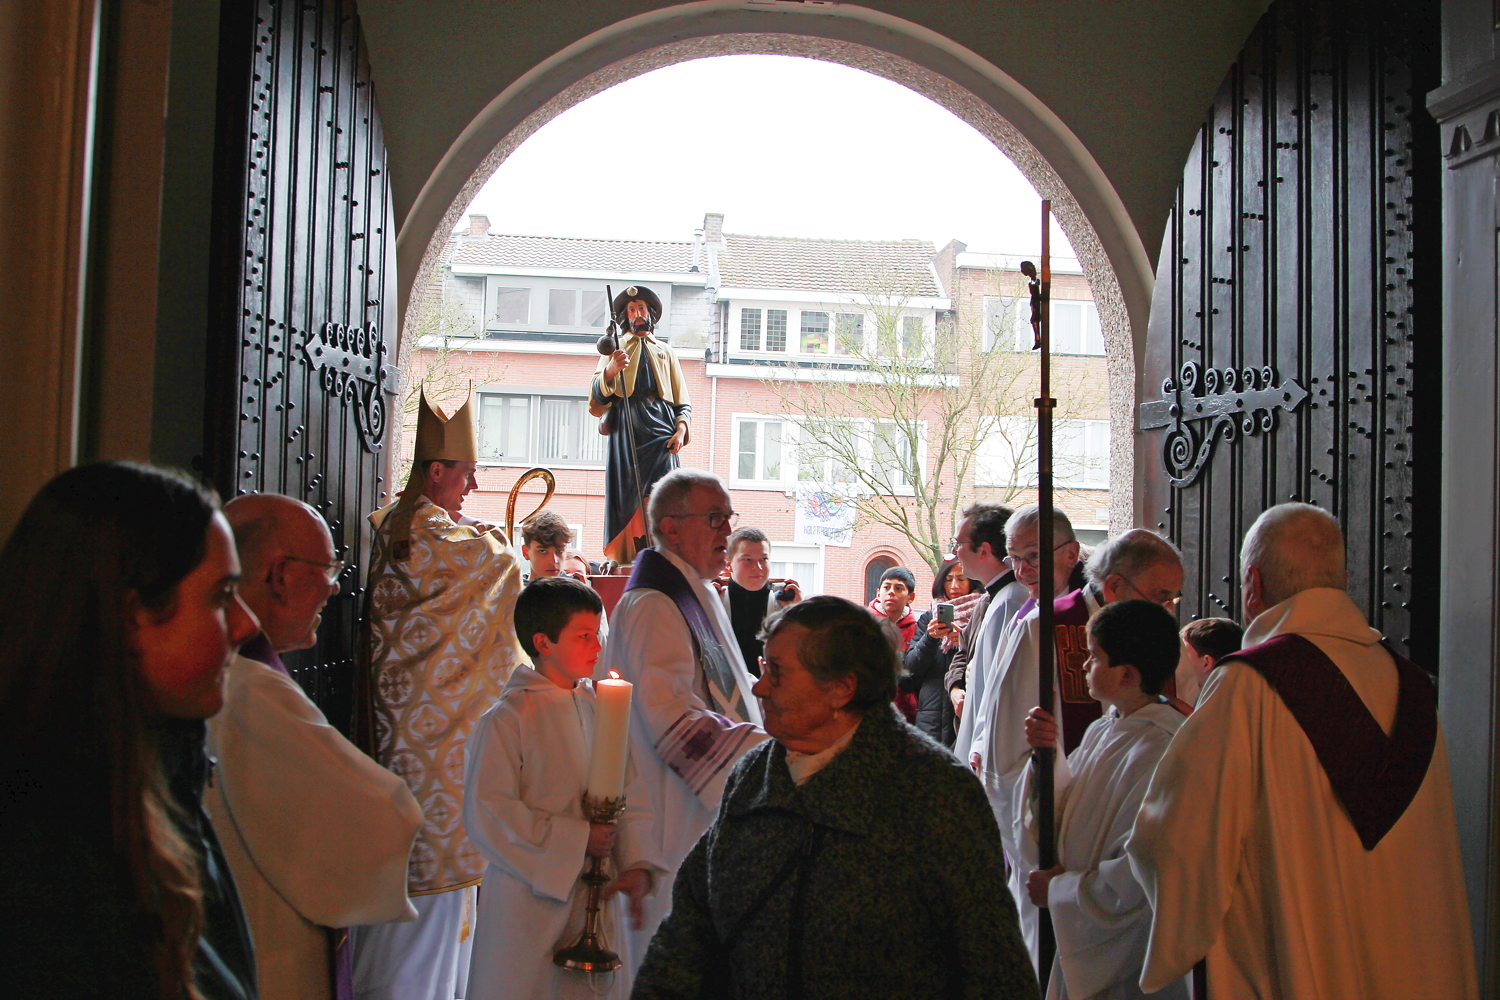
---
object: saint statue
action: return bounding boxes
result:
[589,285,691,564]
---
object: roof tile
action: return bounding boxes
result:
[718,233,941,296]
[448,233,696,273]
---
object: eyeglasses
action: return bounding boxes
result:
[1114,572,1182,609]
[669,511,740,530]
[1004,540,1074,570]
[282,555,345,583]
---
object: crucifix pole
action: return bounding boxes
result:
[1032,199,1059,990]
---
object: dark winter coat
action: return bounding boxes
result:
[901,609,958,747]
[632,704,1039,1000]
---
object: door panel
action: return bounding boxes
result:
[206,0,397,729]
[1139,0,1439,662]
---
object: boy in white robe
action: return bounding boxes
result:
[1021,600,1190,1000]
[463,576,658,1000]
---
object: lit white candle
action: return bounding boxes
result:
[586,672,633,800]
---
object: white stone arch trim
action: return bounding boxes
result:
[398,3,1144,532]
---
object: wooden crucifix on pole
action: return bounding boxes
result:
[1026,199,1059,991]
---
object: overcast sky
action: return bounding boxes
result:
[462,54,1074,257]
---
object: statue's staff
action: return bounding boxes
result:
[596,284,650,545]
[1025,199,1059,991]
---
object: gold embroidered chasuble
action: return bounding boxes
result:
[365,497,525,894]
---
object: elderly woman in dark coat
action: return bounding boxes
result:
[631,596,1038,1000]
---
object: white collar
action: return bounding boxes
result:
[784,718,861,786]
[1242,587,1383,649]
[658,544,713,584]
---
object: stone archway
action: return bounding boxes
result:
[397,6,1149,528]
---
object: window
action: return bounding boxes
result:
[766,309,788,351]
[547,289,609,328]
[537,397,605,465]
[491,286,530,325]
[800,311,829,354]
[581,290,609,328]
[975,416,1110,488]
[740,308,762,351]
[834,313,863,355]
[478,394,531,462]
[882,314,926,357]
[769,541,822,595]
[995,296,1103,354]
[548,288,576,326]
[982,295,1017,352]
[732,415,921,491]
[737,419,784,482]
[1050,301,1104,355]
[478,393,604,467]
[870,422,912,487]
[797,426,858,486]
[902,315,924,357]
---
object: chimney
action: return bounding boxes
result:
[933,239,967,297]
[702,212,724,245]
[468,214,490,237]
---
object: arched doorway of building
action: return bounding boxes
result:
[395,8,1146,534]
[863,555,896,605]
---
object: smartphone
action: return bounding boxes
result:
[936,602,955,624]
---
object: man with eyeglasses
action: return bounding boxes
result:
[598,468,768,960]
[975,521,1183,974]
[207,494,423,1000]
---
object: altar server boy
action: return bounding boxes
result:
[1020,600,1190,1000]
[463,576,658,1000]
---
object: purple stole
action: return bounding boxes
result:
[1051,589,1104,756]
[1232,634,1437,849]
[626,548,759,795]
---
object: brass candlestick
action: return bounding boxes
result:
[553,794,627,973]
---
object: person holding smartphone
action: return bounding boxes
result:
[900,557,984,746]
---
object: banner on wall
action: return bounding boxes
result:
[793,491,854,547]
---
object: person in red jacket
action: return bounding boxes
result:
[869,566,919,722]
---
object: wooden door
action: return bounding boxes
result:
[205,0,397,729]
[1139,0,1440,663]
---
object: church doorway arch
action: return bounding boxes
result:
[396,5,1147,530]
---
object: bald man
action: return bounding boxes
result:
[1129,503,1477,999]
[205,494,423,1000]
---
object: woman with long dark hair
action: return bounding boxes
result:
[899,557,984,747]
[0,462,260,999]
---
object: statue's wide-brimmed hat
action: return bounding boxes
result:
[411,388,478,464]
[612,285,662,325]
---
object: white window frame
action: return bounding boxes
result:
[727,299,934,363]
[480,277,653,336]
[488,284,532,328]
[768,541,824,596]
[729,413,925,496]
[476,390,606,470]
[990,295,1103,355]
[975,416,1110,489]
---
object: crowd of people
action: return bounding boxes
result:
[0,416,1481,998]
